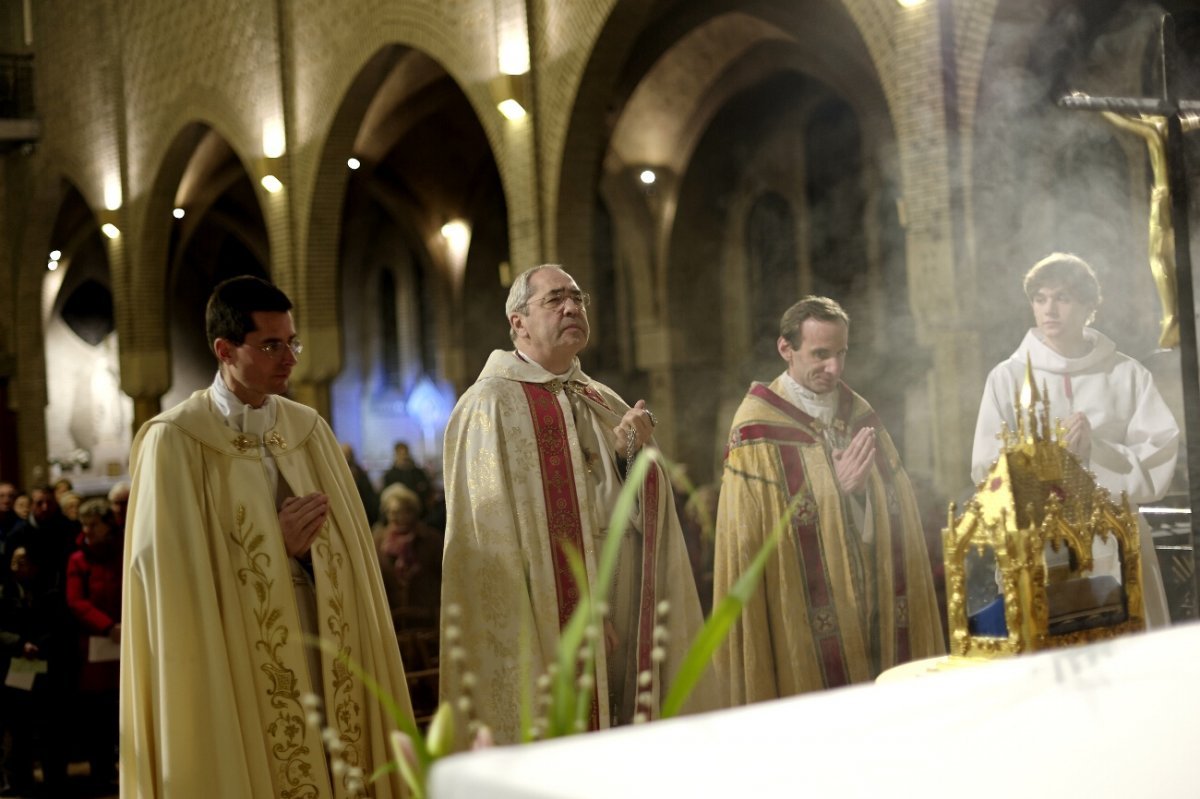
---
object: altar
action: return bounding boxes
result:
[430,622,1200,798]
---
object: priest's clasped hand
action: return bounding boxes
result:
[279,492,330,557]
[611,399,656,454]
[833,427,876,495]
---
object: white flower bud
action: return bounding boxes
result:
[457,696,473,714]
[656,600,670,617]
[445,603,462,619]
[637,670,653,687]
[444,624,461,642]
[449,646,466,662]
[461,672,478,690]
[331,759,348,778]
[633,713,648,724]
[578,673,594,691]
[596,601,610,616]
[300,693,321,712]
[651,646,666,663]
[305,712,322,729]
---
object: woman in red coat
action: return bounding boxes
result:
[66,496,123,786]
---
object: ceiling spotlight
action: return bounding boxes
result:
[173,207,185,219]
[261,175,283,193]
[101,223,120,239]
[47,259,58,271]
[347,157,361,170]
[896,0,926,6]
[639,169,657,185]
[49,249,61,260]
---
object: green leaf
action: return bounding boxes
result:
[519,610,535,743]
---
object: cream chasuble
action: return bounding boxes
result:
[440,350,720,745]
[121,389,413,798]
[714,377,945,706]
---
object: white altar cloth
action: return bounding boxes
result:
[430,622,1200,798]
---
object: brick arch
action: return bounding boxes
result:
[129,118,263,407]
[13,170,100,486]
[304,41,506,391]
[555,0,896,316]
[302,41,507,387]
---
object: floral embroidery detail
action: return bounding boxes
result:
[230,505,320,798]
[813,608,836,634]
[793,495,819,527]
[232,434,256,453]
[266,431,288,450]
[316,527,365,788]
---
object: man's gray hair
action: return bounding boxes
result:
[505,264,566,342]
[107,481,131,502]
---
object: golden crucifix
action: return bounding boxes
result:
[1088,97,1200,348]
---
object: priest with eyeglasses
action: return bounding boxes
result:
[440,264,720,745]
[121,276,413,798]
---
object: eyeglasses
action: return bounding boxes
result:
[246,340,304,358]
[529,290,591,312]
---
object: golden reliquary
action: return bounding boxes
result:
[944,358,1145,658]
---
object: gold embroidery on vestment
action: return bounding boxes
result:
[230,504,321,798]
[266,431,288,450]
[232,434,256,453]
[315,526,365,788]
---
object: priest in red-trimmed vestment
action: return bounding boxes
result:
[715,296,944,705]
[440,265,719,744]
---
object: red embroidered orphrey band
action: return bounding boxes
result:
[634,465,660,718]
[777,445,850,687]
[521,381,600,729]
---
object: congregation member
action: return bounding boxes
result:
[441,264,719,743]
[8,486,76,582]
[715,296,945,704]
[66,497,123,789]
[0,539,71,795]
[382,440,432,515]
[341,442,380,527]
[0,482,20,543]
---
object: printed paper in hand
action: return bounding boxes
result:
[88,635,121,663]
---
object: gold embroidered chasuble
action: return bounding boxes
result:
[714,377,945,706]
[120,389,413,798]
[440,350,719,745]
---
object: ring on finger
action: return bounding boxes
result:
[645,409,658,427]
